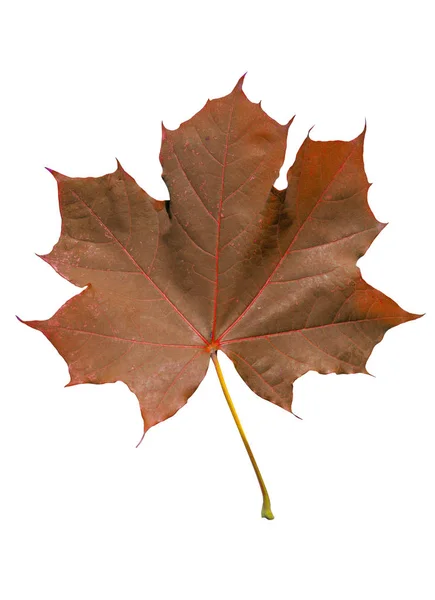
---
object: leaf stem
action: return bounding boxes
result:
[211,352,274,520]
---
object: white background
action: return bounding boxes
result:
[1,1,433,599]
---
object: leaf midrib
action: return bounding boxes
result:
[211,93,237,340]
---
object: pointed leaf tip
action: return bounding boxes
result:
[136,430,146,448]
[233,72,247,92]
[357,121,367,142]
[410,311,425,322]
[307,125,316,139]
[35,252,49,263]
[45,167,66,181]
[286,115,296,130]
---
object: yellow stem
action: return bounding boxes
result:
[211,352,274,520]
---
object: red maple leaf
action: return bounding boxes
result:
[22,76,420,518]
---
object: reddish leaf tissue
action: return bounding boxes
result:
[23,76,419,436]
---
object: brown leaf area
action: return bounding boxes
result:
[24,77,420,434]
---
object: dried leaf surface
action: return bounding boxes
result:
[24,77,419,433]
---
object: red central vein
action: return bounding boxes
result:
[217,142,359,342]
[211,96,237,339]
[41,324,203,348]
[219,316,407,345]
[71,191,208,345]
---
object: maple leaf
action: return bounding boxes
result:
[22,76,420,519]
